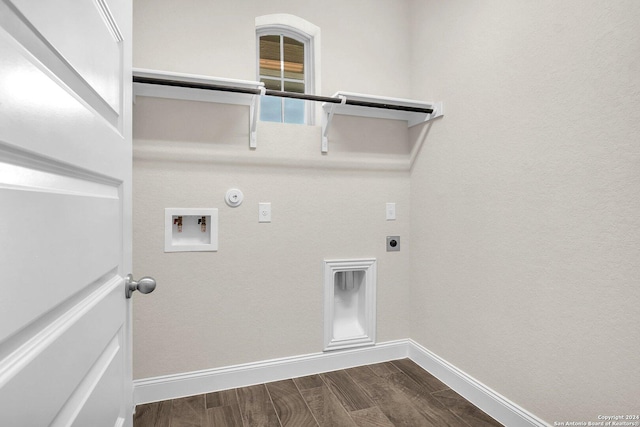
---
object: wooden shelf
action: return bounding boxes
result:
[133,68,263,105]
[320,92,443,152]
[133,68,264,148]
[132,69,443,152]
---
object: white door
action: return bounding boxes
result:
[0,0,135,426]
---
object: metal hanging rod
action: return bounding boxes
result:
[133,75,262,95]
[133,75,434,114]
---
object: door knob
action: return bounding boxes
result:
[125,274,156,299]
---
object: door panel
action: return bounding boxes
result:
[69,338,125,427]
[0,1,121,129]
[0,279,123,426]
[0,22,122,173]
[0,180,120,342]
[0,0,132,425]
[10,0,122,113]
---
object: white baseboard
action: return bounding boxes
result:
[133,340,408,405]
[407,339,550,427]
[134,339,549,427]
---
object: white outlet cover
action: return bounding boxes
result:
[259,202,271,223]
[386,203,396,220]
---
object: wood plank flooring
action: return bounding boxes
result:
[134,359,503,427]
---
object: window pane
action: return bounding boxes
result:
[284,80,304,94]
[260,95,282,122]
[283,36,304,80]
[261,78,281,91]
[284,98,305,124]
[257,33,308,124]
[260,35,281,78]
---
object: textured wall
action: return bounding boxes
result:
[408,0,640,423]
[132,0,414,379]
[133,0,412,99]
[133,0,640,422]
[132,99,411,378]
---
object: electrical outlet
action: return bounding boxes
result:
[386,236,400,251]
[259,202,271,223]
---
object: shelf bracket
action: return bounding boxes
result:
[249,86,266,149]
[409,101,444,127]
[321,95,346,153]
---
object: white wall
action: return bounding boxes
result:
[409,0,640,423]
[133,0,413,98]
[132,0,413,379]
[133,0,640,423]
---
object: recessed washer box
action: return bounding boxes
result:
[165,208,218,252]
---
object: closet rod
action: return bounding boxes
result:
[133,76,261,95]
[133,76,434,114]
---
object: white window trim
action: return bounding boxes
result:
[256,14,321,125]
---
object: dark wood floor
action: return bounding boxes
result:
[134,358,502,427]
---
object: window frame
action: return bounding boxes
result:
[256,19,318,125]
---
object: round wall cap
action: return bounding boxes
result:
[225,189,244,207]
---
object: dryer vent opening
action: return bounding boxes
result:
[323,259,376,351]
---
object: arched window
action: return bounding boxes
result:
[256,14,320,125]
